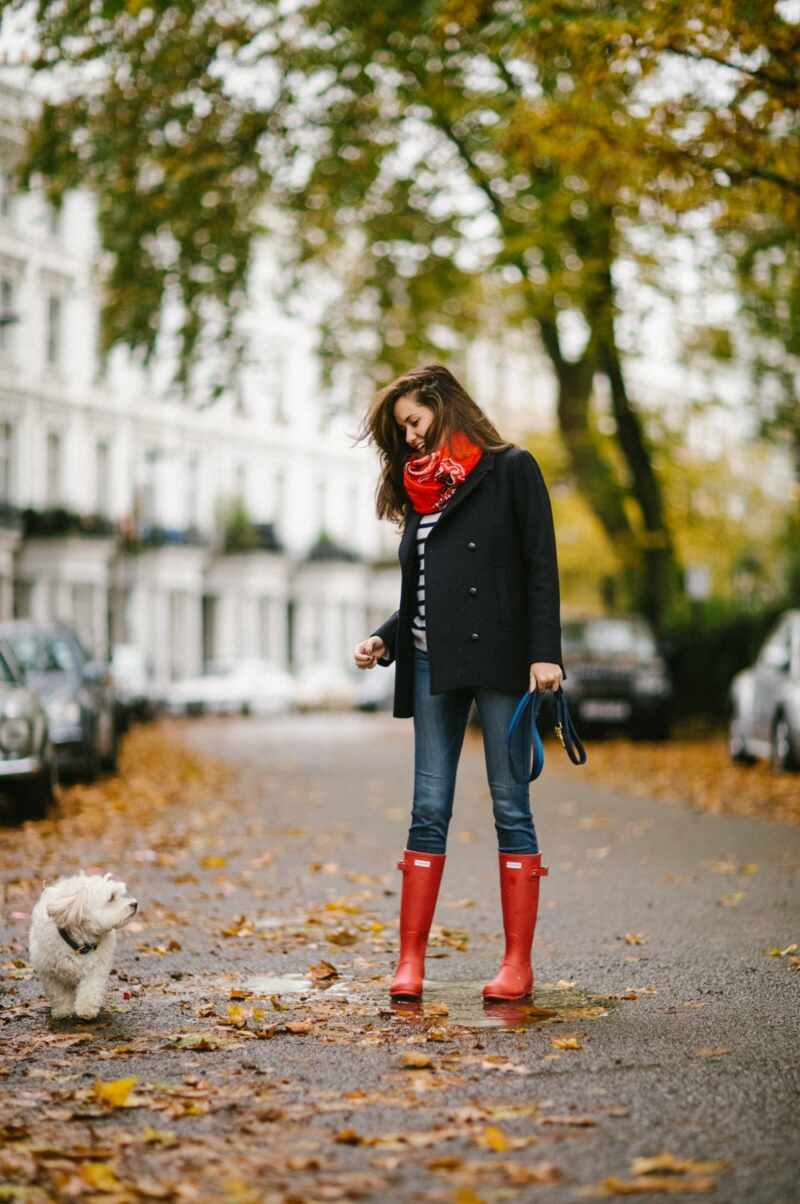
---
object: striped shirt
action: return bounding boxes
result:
[411,511,442,652]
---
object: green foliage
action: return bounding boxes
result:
[218,496,261,552]
[14,0,275,398]
[9,0,798,622]
[663,599,789,721]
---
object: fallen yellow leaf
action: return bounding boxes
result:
[551,1036,582,1050]
[334,1128,363,1145]
[326,928,358,946]
[79,1162,121,1190]
[309,959,339,981]
[477,1125,510,1152]
[225,1004,247,1028]
[400,1051,434,1069]
[93,1077,138,1108]
[631,1154,727,1176]
[767,943,798,958]
[599,1174,716,1195]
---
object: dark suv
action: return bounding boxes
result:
[563,615,672,739]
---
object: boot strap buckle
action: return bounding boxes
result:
[529,864,549,878]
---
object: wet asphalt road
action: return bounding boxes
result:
[4,709,800,1203]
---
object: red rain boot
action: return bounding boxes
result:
[389,850,446,1000]
[482,851,549,1002]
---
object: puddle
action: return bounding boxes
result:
[245,972,353,999]
[387,979,611,1030]
[171,970,611,1033]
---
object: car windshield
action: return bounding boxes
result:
[563,619,657,659]
[6,632,82,675]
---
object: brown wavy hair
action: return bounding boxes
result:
[355,363,513,526]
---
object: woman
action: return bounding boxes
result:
[353,364,564,1003]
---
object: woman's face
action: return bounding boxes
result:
[394,393,438,455]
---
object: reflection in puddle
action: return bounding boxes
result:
[246,972,352,998]
[233,972,611,1031]
[388,979,605,1029]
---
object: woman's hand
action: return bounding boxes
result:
[529,661,563,692]
[354,636,386,669]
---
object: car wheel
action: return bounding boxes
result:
[23,763,57,821]
[102,725,119,773]
[729,716,756,766]
[771,714,798,773]
[83,738,102,782]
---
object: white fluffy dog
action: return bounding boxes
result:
[28,872,138,1020]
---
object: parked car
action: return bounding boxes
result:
[110,643,157,728]
[0,639,57,820]
[355,661,396,712]
[0,622,118,780]
[164,658,297,716]
[729,610,800,772]
[295,662,357,711]
[561,615,673,739]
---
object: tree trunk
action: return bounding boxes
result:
[537,315,641,610]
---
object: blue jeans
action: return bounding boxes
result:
[408,646,539,855]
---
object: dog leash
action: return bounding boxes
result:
[507,687,587,785]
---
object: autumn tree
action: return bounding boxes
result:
[7,1,798,617]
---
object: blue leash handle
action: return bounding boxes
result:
[507,688,588,785]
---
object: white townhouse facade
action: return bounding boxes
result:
[0,78,553,685]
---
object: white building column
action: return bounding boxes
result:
[268,596,287,669]
[185,592,203,676]
[295,600,316,670]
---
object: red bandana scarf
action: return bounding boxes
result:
[403,430,483,515]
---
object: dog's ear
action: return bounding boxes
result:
[46,888,87,930]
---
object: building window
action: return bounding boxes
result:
[0,278,14,352]
[46,294,62,367]
[46,430,62,505]
[140,447,159,526]
[0,422,14,503]
[96,439,111,515]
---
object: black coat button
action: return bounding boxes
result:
[467,540,477,550]
[469,586,478,595]
[471,632,479,641]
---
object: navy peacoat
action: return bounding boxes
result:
[370,445,564,719]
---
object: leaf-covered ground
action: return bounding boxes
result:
[1,717,797,1203]
[552,731,800,826]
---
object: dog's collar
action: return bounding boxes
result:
[57,927,98,955]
